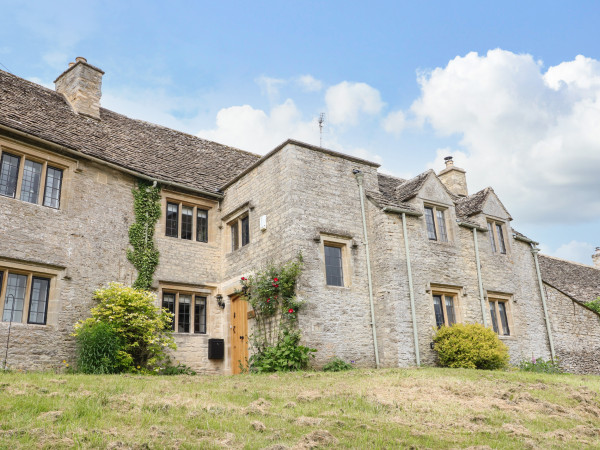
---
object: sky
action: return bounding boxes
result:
[1,1,599,264]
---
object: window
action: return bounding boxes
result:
[320,235,351,287]
[230,214,250,251]
[0,267,52,325]
[487,220,507,254]
[424,205,448,242]
[325,244,344,286]
[164,198,210,243]
[431,288,461,328]
[0,149,64,208]
[161,290,207,334]
[489,297,511,336]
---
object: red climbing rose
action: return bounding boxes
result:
[288,308,294,313]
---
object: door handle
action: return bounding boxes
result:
[240,335,244,340]
[233,326,236,334]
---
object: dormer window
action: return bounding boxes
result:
[424,205,448,242]
[487,220,507,254]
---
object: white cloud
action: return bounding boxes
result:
[255,75,286,101]
[541,240,596,265]
[296,74,323,92]
[412,49,600,223]
[325,81,384,125]
[197,99,318,154]
[382,110,406,135]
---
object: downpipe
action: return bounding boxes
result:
[472,228,488,327]
[353,170,380,369]
[401,212,420,366]
[531,245,556,360]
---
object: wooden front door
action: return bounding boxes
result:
[230,296,248,374]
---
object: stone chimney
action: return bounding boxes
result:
[593,247,600,269]
[437,156,468,197]
[54,57,104,119]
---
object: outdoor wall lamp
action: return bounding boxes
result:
[216,294,225,309]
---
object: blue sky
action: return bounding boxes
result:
[1,1,599,264]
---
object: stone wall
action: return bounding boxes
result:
[545,284,600,375]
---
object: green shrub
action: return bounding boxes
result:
[518,356,562,374]
[587,297,600,315]
[73,283,175,371]
[75,321,130,374]
[433,323,509,370]
[249,330,316,373]
[322,357,354,372]
[158,360,197,376]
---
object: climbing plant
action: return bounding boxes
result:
[127,180,161,290]
[588,297,600,315]
[239,254,316,372]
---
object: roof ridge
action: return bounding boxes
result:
[539,253,600,271]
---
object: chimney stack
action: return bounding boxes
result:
[437,156,468,197]
[54,57,104,119]
[593,247,600,269]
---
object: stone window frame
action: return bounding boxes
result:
[429,285,464,328]
[487,292,514,338]
[423,202,451,243]
[158,283,212,335]
[0,138,74,210]
[319,235,353,288]
[160,190,216,244]
[487,218,509,255]
[227,212,250,253]
[0,260,61,327]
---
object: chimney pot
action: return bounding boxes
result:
[593,247,600,269]
[444,156,454,167]
[75,56,87,63]
[54,57,104,119]
[68,62,75,67]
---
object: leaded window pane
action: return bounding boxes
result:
[43,166,63,208]
[20,160,42,204]
[196,209,208,243]
[0,152,21,198]
[194,296,207,334]
[490,302,499,334]
[181,205,193,240]
[178,295,191,333]
[445,295,456,325]
[28,277,49,324]
[166,202,179,237]
[433,295,445,328]
[231,221,239,251]
[3,273,27,323]
[324,245,344,286]
[498,302,510,335]
[496,224,506,254]
[487,222,497,252]
[425,207,437,240]
[436,209,448,242]
[162,293,175,330]
[241,216,249,246]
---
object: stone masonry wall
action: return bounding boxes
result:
[545,284,600,375]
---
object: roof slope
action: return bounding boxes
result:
[0,70,260,194]
[539,254,600,303]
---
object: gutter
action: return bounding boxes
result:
[457,221,488,232]
[513,233,540,246]
[531,245,556,360]
[353,170,380,369]
[382,206,423,217]
[401,212,420,366]
[0,124,224,199]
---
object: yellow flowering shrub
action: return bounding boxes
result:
[433,323,509,370]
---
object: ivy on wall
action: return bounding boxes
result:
[127,180,161,290]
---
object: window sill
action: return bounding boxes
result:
[498,335,515,340]
[324,284,351,290]
[0,194,61,211]
[172,332,208,336]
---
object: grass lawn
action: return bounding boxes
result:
[0,367,599,449]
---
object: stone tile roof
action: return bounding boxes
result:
[367,173,418,212]
[539,254,600,304]
[394,170,433,202]
[377,173,406,198]
[455,187,491,218]
[0,70,260,195]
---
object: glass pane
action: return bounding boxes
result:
[433,295,445,328]
[424,207,437,240]
[194,296,207,334]
[181,206,193,240]
[445,295,456,325]
[3,273,27,322]
[436,209,448,242]
[496,224,507,254]
[231,222,239,251]
[166,202,179,237]
[196,209,208,243]
[0,152,21,198]
[162,293,175,330]
[43,166,63,208]
[178,294,191,333]
[489,302,499,334]
[28,277,49,324]
[487,222,497,252]
[498,302,510,335]
[20,160,43,204]
[241,216,250,246]
[324,245,344,286]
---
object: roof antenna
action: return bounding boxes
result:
[318,113,325,147]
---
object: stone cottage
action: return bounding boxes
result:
[1,58,599,374]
